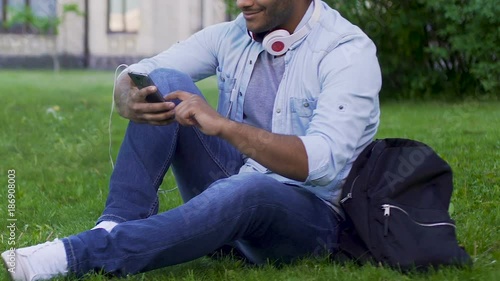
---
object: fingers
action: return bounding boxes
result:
[165,90,192,101]
[130,103,176,124]
[174,105,198,127]
[125,89,202,125]
[168,91,202,124]
[130,86,173,110]
[130,100,175,114]
[167,91,225,136]
[132,86,158,102]
[140,111,177,126]
[120,86,175,124]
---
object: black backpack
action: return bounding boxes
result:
[337,138,471,270]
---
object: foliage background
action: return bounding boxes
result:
[225,0,499,100]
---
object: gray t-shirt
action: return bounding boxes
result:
[243,52,285,131]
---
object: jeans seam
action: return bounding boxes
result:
[146,200,159,218]
[153,125,178,187]
[65,238,78,274]
[147,124,180,217]
[192,127,234,177]
[97,214,128,224]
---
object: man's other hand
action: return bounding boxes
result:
[167,91,228,136]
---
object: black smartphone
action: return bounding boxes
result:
[127,71,166,103]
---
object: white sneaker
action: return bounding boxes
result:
[2,239,68,281]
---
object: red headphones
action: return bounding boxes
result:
[251,0,321,56]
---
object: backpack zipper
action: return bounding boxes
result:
[340,175,360,204]
[381,204,456,236]
[340,143,378,205]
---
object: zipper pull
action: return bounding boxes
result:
[383,204,391,216]
[382,205,390,236]
[340,193,352,204]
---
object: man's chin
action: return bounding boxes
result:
[246,24,270,36]
[245,21,269,33]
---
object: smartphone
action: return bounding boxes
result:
[127,71,166,103]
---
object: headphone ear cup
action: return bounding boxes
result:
[262,29,291,56]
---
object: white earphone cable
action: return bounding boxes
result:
[107,64,179,194]
[109,64,129,169]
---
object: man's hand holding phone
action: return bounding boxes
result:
[128,72,167,103]
[113,71,176,125]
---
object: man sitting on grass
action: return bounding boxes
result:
[2,0,381,279]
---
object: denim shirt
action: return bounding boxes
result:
[127,1,382,212]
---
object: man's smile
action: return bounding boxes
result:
[242,10,263,20]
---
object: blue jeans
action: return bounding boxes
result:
[62,69,341,277]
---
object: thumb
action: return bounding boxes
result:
[136,86,158,98]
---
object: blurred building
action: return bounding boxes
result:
[0,0,228,69]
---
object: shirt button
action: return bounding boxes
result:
[303,102,309,107]
[276,109,281,114]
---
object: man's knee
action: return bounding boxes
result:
[212,173,284,205]
[150,68,189,81]
[149,68,202,97]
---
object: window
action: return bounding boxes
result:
[107,0,140,33]
[30,0,56,18]
[0,1,3,27]
[0,0,57,34]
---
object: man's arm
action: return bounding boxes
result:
[221,120,308,181]
[169,91,309,181]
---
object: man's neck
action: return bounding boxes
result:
[280,0,313,33]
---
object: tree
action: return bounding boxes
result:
[327,0,499,99]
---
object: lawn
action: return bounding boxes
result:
[0,70,498,281]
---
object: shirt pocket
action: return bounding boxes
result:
[290,97,317,134]
[216,66,236,116]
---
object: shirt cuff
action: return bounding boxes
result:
[124,63,152,75]
[299,135,336,186]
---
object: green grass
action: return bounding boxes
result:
[0,70,498,280]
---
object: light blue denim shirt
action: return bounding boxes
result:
[127,1,381,212]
